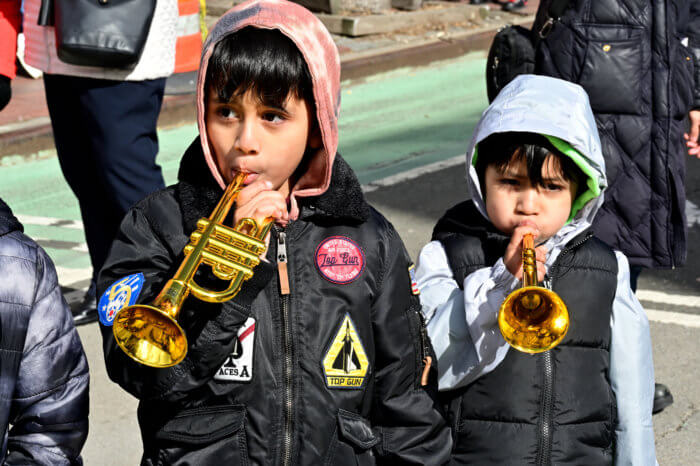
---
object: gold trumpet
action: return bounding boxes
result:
[498,234,569,353]
[112,172,273,368]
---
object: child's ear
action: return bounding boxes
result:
[308,123,323,150]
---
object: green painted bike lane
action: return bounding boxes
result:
[0,52,488,281]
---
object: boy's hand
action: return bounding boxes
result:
[503,222,547,281]
[233,179,289,229]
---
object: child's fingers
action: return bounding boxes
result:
[504,224,540,277]
[235,190,288,226]
[535,246,547,263]
[536,262,547,280]
[235,179,274,207]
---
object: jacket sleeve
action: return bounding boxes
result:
[0,0,21,80]
[688,0,700,108]
[415,240,517,391]
[98,206,270,403]
[609,252,657,466]
[369,228,451,465]
[5,247,89,465]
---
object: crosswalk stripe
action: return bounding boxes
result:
[646,309,700,328]
[56,267,92,288]
[35,238,89,253]
[17,214,84,230]
[687,200,700,227]
[636,289,700,308]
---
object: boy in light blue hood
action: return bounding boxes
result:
[416,75,657,465]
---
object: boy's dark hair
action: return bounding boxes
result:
[205,27,315,110]
[475,132,585,196]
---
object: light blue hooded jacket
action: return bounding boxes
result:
[416,75,656,465]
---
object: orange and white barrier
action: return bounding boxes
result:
[174,0,205,74]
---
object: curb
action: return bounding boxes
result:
[0,15,533,161]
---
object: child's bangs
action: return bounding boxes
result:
[205,27,314,109]
[477,132,581,189]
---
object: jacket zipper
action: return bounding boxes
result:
[549,232,592,282]
[537,350,554,466]
[537,232,591,465]
[277,231,294,466]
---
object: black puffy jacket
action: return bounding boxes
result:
[535,0,700,268]
[0,199,89,464]
[97,142,451,466]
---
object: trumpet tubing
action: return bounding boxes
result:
[112,172,273,368]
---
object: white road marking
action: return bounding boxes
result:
[646,309,700,328]
[362,155,464,193]
[687,200,700,227]
[55,266,92,288]
[636,289,700,308]
[17,214,84,230]
[34,237,89,253]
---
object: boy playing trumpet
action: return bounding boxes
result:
[416,75,657,465]
[97,1,450,464]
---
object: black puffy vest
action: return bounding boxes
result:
[433,201,619,465]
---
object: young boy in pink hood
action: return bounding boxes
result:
[97,1,450,464]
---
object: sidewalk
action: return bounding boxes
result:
[0,0,538,159]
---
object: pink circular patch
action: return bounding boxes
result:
[315,236,365,284]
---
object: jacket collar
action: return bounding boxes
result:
[432,200,509,246]
[175,139,370,234]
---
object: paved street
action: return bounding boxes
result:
[1,52,698,464]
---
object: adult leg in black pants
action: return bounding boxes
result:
[44,74,166,325]
[629,265,674,414]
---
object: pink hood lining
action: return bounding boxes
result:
[196,0,341,220]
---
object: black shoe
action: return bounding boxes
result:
[470,0,487,4]
[652,383,673,414]
[502,0,526,11]
[72,281,99,326]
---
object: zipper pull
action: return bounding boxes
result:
[417,311,432,386]
[277,231,290,295]
[420,356,433,387]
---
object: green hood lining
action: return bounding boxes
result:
[471,134,601,223]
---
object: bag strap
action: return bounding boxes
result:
[37,0,54,27]
[536,0,572,40]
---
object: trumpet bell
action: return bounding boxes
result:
[498,286,569,354]
[113,304,188,368]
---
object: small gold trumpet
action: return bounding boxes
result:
[498,234,569,353]
[112,172,273,368]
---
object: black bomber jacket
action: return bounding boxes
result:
[97,141,451,466]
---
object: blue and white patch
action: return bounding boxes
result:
[98,273,145,326]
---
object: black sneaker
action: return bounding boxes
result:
[72,280,99,326]
[502,0,527,11]
[470,0,488,4]
[652,383,673,414]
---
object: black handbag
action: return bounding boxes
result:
[485,0,571,103]
[37,0,157,68]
